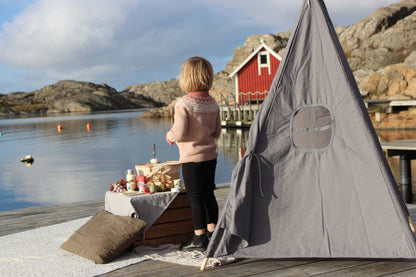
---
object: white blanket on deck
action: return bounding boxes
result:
[0,217,148,277]
[0,217,235,277]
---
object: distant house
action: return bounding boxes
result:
[230,42,282,105]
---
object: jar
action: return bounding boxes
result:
[125,169,136,184]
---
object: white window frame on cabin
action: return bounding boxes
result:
[258,51,271,75]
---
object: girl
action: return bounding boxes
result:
[166,57,221,251]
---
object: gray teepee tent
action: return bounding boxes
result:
[205,0,416,261]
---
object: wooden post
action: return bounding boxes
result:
[409,216,415,232]
[256,92,260,118]
[248,92,252,121]
[400,155,412,203]
[200,257,208,271]
[234,101,238,122]
[240,94,243,121]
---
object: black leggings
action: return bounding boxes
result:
[182,159,218,230]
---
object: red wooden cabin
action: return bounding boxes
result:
[230,42,282,105]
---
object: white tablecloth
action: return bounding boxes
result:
[105,191,180,237]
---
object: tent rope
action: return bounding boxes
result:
[248,151,265,198]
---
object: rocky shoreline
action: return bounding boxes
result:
[1,0,416,130]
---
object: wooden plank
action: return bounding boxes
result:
[250,259,375,277]
[145,220,194,239]
[384,268,416,277]
[316,260,416,277]
[135,233,193,247]
[382,140,416,151]
[0,200,104,236]
[109,258,274,277]
[98,259,177,276]
[190,259,318,277]
[109,263,199,277]
[166,194,191,209]
[153,207,192,224]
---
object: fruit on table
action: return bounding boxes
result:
[149,182,157,193]
[119,178,126,187]
[109,180,127,192]
[113,183,127,193]
[157,183,167,192]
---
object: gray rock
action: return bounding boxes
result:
[0,80,160,115]
[122,79,184,106]
[405,51,416,69]
[340,1,416,71]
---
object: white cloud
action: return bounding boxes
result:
[0,0,404,92]
[209,0,401,29]
[0,0,134,68]
[0,0,268,90]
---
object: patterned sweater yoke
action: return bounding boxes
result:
[175,93,219,114]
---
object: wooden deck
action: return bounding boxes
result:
[2,184,416,276]
[382,139,416,154]
[382,139,416,203]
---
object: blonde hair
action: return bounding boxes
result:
[179,57,214,92]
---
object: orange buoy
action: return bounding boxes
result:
[86,123,91,131]
[57,125,63,132]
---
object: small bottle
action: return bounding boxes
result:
[127,181,136,192]
[125,169,136,183]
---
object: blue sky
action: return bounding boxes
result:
[0,0,401,93]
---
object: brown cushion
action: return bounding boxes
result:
[61,210,146,264]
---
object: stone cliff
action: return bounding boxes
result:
[0,80,161,115]
[1,0,416,130]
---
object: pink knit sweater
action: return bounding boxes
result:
[166,91,221,163]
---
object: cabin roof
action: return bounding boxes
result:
[229,42,282,78]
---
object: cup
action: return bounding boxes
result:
[138,184,146,193]
[173,179,182,188]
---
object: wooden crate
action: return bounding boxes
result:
[134,193,194,247]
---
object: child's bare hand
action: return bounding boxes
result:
[166,133,174,145]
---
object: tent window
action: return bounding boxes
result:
[291,105,334,151]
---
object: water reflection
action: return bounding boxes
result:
[0,111,195,211]
[217,128,249,165]
[1,109,416,211]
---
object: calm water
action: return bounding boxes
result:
[0,110,245,211]
[0,109,415,212]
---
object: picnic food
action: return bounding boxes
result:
[113,183,127,193]
[110,179,127,193]
[149,182,157,193]
[109,164,180,194]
